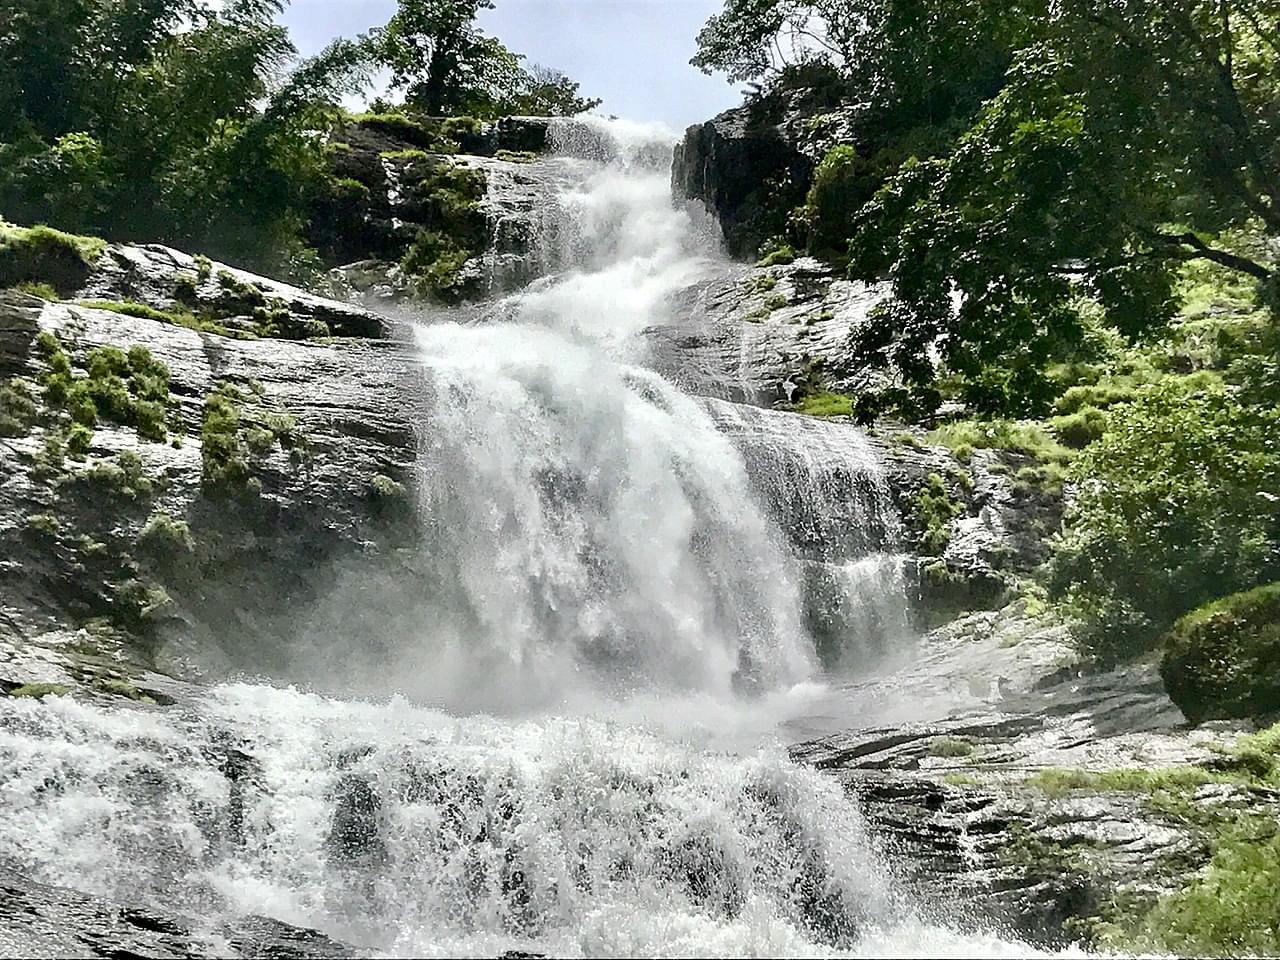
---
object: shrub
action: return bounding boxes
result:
[0,378,38,436]
[1048,405,1108,448]
[15,281,59,300]
[1161,583,1280,724]
[1051,385,1280,662]
[139,511,195,556]
[201,384,248,489]
[66,422,93,457]
[909,473,964,556]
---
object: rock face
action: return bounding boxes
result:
[0,245,421,695]
[789,604,1272,948]
[672,105,813,258]
[0,868,357,959]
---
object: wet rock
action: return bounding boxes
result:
[673,106,812,257]
[0,868,356,959]
[326,775,386,868]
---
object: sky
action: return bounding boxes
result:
[282,0,744,131]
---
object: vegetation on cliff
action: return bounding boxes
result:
[0,0,595,282]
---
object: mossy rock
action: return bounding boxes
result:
[1161,582,1280,724]
[0,222,105,294]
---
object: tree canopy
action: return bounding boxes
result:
[0,0,597,276]
[696,0,1280,418]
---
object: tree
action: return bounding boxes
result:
[696,0,1280,417]
[378,0,500,115]
[376,0,599,119]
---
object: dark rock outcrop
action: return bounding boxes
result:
[0,868,357,959]
[672,106,813,258]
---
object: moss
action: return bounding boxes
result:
[0,377,39,436]
[380,148,434,163]
[756,240,796,268]
[7,682,71,699]
[792,391,854,417]
[200,381,300,492]
[91,677,156,704]
[494,149,539,164]
[908,473,964,556]
[928,736,975,758]
[201,384,248,490]
[748,274,777,293]
[15,280,60,300]
[36,332,172,443]
[354,112,449,149]
[1161,583,1280,724]
[371,473,406,499]
[116,578,172,626]
[764,292,788,311]
[24,513,60,536]
[0,221,106,293]
[193,255,213,282]
[78,449,153,499]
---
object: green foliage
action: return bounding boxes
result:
[0,221,105,292]
[1050,384,1280,662]
[200,380,299,492]
[375,1,598,119]
[15,281,59,300]
[791,390,853,418]
[0,3,374,279]
[926,418,1074,465]
[66,423,92,458]
[139,511,196,556]
[80,449,153,499]
[1099,818,1280,956]
[202,384,248,490]
[756,240,795,267]
[928,736,974,758]
[34,331,173,444]
[1047,406,1107,449]
[908,473,964,557]
[1161,583,1280,724]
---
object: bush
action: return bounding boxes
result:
[792,390,854,418]
[1051,385,1280,661]
[0,378,38,436]
[139,511,195,556]
[1161,583,1280,724]
[909,473,964,556]
[1048,405,1107,448]
[756,239,796,268]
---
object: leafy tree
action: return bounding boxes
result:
[1049,383,1280,661]
[376,0,598,119]
[697,0,1280,416]
[0,0,374,275]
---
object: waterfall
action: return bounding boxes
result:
[0,118,1046,958]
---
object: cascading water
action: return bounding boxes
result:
[0,117,1049,958]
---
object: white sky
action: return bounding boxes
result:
[282,0,743,131]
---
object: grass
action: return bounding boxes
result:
[792,391,854,417]
[15,280,60,300]
[0,377,39,436]
[927,418,1076,466]
[138,511,194,556]
[1,222,106,293]
[928,736,975,758]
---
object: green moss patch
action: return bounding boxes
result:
[908,473,964,557]
[792,391,854,418]
[201,381,304,494]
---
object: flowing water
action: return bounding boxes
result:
[0,118,1054,957]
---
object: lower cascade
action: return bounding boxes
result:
[0,119,1055,958]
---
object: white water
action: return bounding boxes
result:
[0,117,1052,957]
